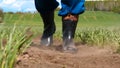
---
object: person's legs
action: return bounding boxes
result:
[35,0,59,46]
[59,0,85,53]
[40,11,55,46]
[62,15,79,53]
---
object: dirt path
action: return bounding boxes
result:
[15,37,120,68]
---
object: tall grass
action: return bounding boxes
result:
[75,28,120,47]
[0,24,33,68]
[3,11,120,53]
[53,27,120,52]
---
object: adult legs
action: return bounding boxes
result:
[40,11,55,46]
[34,0,85,53]
[62,15,79,53]
[35,0,59,46]
[59,0,85,53]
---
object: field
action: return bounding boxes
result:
[1,11,120,68]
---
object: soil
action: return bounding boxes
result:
[15,36,120,68]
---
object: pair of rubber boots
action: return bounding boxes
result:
[40,11,78,53]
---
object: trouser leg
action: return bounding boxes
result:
[39,11,55,46]
[40,11,55,39]
[34,0,59,46]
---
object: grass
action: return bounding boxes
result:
[3,11,120,46]
[3,11,120,41]
[3,11,120,30]
[78,11,120,27]
[3,11,120,36]
[0,24,33,68]
[0,11,120,68]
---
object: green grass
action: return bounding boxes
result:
[79,11,120,27]
[3,11,120,46]
[3,11,120,34]
[1,11,120,68]
[3,11,120,35]
[0,24,33,68]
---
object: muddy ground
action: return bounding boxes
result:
[15,36,120,68]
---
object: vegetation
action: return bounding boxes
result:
[3,11,120,50]
[76,28,120,48]
[0,24,33,68]
[0,8,4,23]
[0,10,120,67]
[0,1,120,67]
[85,1,120,14]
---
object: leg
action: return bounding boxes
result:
[62,14,79,53]
[40,11,55,46]
[59,0,85,53]
[35,0,59,46]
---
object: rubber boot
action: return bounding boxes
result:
[62,14,78,53]
[40,11,55,46]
